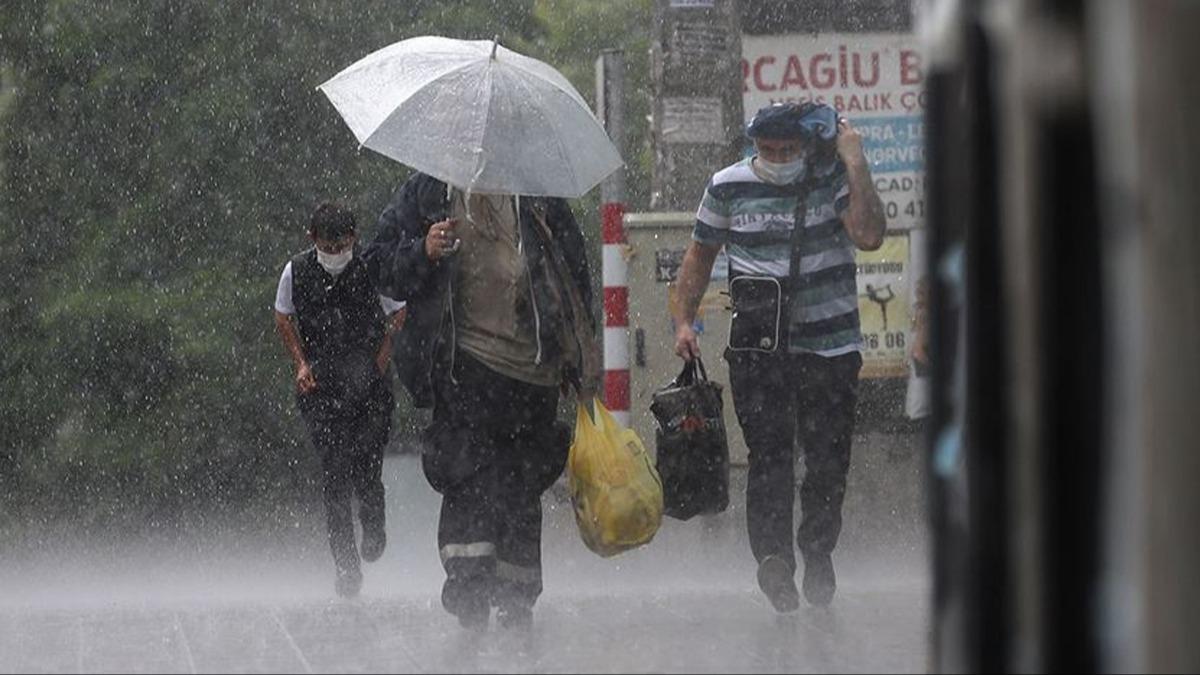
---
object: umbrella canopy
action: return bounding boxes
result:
[318,35,623,198]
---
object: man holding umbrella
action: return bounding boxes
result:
[320,37,614,630]
[366,176,599,630]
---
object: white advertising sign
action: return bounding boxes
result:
[742,33,927,230]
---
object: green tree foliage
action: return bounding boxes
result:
[533,0,655,209]
[0,0,652,541]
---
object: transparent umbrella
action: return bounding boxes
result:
[317,35,623,198]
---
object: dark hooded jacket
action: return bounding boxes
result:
[363,173,597,408]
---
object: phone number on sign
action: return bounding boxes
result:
[882,197,925,222]
[862,331,906,351]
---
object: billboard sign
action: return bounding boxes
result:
[742,33,926,230]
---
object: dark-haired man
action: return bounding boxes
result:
[273,202,406,598]
[672,102,885,610]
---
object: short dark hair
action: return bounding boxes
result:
[309,202,356,240]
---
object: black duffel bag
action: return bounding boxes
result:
[649,357,730,520]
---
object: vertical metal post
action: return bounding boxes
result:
[597,49,627,205]
[597,49,630,426]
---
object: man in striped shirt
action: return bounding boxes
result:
[672,102,885,611]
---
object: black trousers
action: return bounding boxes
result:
[299,377,394,574]
[423,352,568,610]
[725,348,862,572]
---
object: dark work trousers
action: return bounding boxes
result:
[298,376,394,575]
[725,348,862,573]
[423,352,567,612]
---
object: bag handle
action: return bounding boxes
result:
[673,356,709,387]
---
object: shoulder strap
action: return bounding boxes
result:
[787,176,818,287]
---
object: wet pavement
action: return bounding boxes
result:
[0,453,930,673]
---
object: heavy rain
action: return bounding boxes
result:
[1,1,1198,674]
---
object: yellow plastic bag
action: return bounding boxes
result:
[567,397,664,557]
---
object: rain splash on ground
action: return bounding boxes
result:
[0,444,929,674]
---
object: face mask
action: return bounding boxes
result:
[755,155,806,185]
[317,248,353,275]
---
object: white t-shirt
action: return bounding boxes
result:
[274,261,405,316]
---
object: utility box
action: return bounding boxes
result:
[622,211,745,464]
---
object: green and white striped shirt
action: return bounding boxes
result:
[693,157,861,357]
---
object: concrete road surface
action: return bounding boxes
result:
[0,451,930,673]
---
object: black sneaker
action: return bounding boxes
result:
[802,553,836,606]
[335,566,363,599]
[360,525,386,563]
[756,555,800,613]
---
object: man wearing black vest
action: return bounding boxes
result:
[273,203,406,598]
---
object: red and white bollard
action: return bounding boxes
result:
[601,202,630,427]
[596,49,629,427]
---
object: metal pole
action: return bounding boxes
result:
[596,49,630,426]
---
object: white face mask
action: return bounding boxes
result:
[317,248,353,275]
[754,155,807,185]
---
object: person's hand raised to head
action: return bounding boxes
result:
[835,116,867,167]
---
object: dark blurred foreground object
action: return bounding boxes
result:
[650,357,730,520]
[924,0,1200,672]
